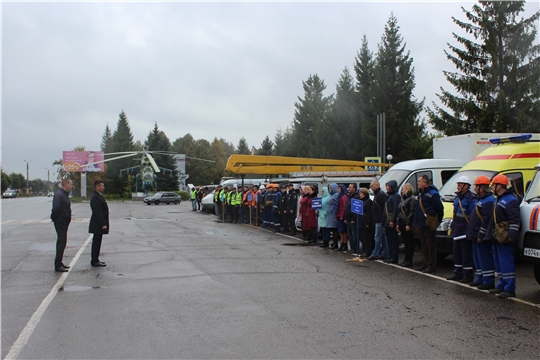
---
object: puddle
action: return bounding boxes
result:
[61,285,104,292]
[95,272,124,279]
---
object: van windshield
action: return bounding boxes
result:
[439,170,497,202]
[378,170,410,189]
[525,171,540,202]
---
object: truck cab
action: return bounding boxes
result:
[436,134,540,257]
[517,163,540,285]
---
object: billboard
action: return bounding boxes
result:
[63,151,105,172]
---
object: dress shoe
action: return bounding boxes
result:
[469,281,482,287]
[377,256,388,261]
[488,288,503,294]
[415,266,428,272]
[319,243,329,248]
[367,256,376,261]
[61,263,71,269]
[385,259,398,264]
[446,275,463,281]
[477,284,495,290]
[91,261,107,267]
[459,278,473,284]
[422,267,436,274]
[399,261,412,267]
[497,291,516,298]
[55,266,69,272]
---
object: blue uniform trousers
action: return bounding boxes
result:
[472,240,495,285]
[494,242,516,292]
[453,239,474,279]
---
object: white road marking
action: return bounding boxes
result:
[4,235,93,360]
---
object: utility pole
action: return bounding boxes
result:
[22,159,34,196]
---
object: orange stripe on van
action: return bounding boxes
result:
[472,155,511,161]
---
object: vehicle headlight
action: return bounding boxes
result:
[438,218,452,232]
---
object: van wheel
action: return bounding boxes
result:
[534,263,540,285]
[146,202,151,205]
[155,200,160,205]
[174,200,180,205]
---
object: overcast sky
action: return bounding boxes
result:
[2,1,538,180]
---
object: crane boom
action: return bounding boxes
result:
[225,155,390,175]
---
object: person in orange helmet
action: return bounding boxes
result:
[486,174,521,298]
[466,176,496,289]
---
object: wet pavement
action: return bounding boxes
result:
[2,197,539,359]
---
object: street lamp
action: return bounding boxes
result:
[386,154,393,166]
[22,159,34,196]
[45,167,53,191]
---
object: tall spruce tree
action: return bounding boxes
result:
[290,74,333,158]
[428,1,540,134]
[259,136,274,155]
[354,35,376,159]
[327,67,357,160]
[100,124,113,153]
[235,137,250,154]
[106,110,136,195]
[372,14,424,162]
[274,127,292,156]
[145,123,179,190]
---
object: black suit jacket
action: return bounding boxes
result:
[89,190,109,234]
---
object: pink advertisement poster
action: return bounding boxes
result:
[63,151,105,172]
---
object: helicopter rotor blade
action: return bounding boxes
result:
[83,153,139,166]
[145,153,161,173]
[104,151,139,156]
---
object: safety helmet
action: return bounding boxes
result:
[474,176,491,186]
[265,184,272,189]
[491,174,509,186]
[456,175,472,185]
[260,185,265,190]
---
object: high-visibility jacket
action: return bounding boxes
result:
[234,192,243,205]
[244,191,256,206]
[190,189,197,200]
[226,191,233,205]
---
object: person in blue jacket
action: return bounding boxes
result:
[486,174,521,298]
[447,176,477,283]
[413,175,443,274]
[466,175,496,289]
[326,184,339,249]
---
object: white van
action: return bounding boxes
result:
[376,159,462,195]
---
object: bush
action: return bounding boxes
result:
[175,191,190,201]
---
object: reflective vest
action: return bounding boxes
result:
[190,190,197,200]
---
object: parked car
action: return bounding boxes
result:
[2,190,17,199]
[143,192,182,205]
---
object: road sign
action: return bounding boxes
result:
[311,197,322,210]
[364,157,381,173]
[351,198,363,215]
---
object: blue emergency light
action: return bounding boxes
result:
[489,134,532,144]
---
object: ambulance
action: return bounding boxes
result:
[517,163,540,285]
[435,134,540,258]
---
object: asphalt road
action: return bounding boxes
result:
[2,197,540,359]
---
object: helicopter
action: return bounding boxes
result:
[83,149,214,192]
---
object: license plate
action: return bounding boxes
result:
[523,247,540,259]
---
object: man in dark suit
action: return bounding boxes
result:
[89,180,109,267]
[51,178,73,272]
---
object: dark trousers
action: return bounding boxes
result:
[359,228,373,256]
[347,222,359,254]
[287,212,296,234]
[386,226,399,262]
[401,228,415,262]
[420,227,437,269]
[91,233,103,264]
[453,239,474,278]
[54,222,69,268]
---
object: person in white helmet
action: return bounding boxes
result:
[447,175,477,283]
